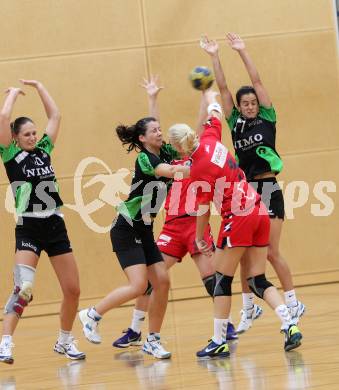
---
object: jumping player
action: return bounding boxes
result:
[0,80,85,364]
[200,33,305,334]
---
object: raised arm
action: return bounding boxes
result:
[0,88,25,146]
[227,33,271,108]
[140,75,163,121]
[19,80,61,144]
[204,89,223,121]
[200,35,234,119]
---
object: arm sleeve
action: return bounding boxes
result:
[200,116,222,142]
[0,142,21,163]
[36,134,54,155]
[137,152,162,176]
[259,105,276,123]
[226,106,240,130]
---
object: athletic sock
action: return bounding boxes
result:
[88,307,102,321]
[58,330,71,344]
[130,309,146,333]
[242,292,255,310]
[275,304,292,330]
[284,290,297,308]
[212,318,228,345]
[1,335,12,345]
[147,332,160,341]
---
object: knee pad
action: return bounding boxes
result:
[247,274,273,299]
[4,264,36,317]
[213,272,233,297]
[144,281,153,296]
[203,274,215,297]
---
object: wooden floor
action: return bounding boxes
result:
[0,283,338,390]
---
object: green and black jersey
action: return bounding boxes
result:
[117,143,179,222]
[0,134,63,215]
[227,105,283,180]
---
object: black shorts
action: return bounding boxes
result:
[250,177,285,220]
[111,215,163,269]
[15,214,73,257]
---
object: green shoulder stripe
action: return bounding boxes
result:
[259,105,276,123]
[137,152,156,176]
[37,134,54,155]
[0,142,21,164]
[226,107,240,131]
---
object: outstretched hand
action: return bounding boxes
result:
[200,35,219,55]
[5,87,25,96]
[226,33,245,51]
[19,79,42,88]
[140,75,163,97]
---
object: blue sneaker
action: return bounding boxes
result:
[226,322,238,340]
[196,340,230,359]
[113,328,142,348]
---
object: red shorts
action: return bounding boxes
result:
[217,202,270,248]
[157,216,214,260]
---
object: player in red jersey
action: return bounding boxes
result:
[112,77,237,349]
[168,89,302,358]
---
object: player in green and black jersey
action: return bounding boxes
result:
[79,88,189,359]
[201,33,305,334]
[0,81,85,364]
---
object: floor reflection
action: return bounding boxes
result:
[57,360,86,388]
[196,340,238,389]
[0,376,16,390]
[114,350,171,390]
[285,351,311,389]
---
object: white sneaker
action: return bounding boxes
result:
[142,335,171,359]
[236,304,263,334]
[289,301,305,324]
[78,309,102,344]
[0,342,14,364]
[54,337,86,360]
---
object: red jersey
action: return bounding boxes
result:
[189,117,260,217]
[164,158,198,222]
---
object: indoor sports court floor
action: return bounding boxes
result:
[0,283,338,389]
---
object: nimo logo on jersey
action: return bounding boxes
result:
[234,134,263,150]
[22,164,55,178]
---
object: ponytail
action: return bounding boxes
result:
[115,117,157,153]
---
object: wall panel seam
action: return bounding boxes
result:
[0,27,334,64]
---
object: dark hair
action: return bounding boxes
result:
[235,86,258,105]
[116,117,157,153]
[10,117,34,135]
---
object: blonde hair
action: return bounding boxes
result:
[168,123,198,154]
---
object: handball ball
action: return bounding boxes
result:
[189,66,214,91]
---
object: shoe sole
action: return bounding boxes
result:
[0,357,14,365]
[196,352,230,360]
[285,333,303,352]
[113,340,143,348]
[78,311,101,344]
[54,347,86,360]
[142,347,171,359]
